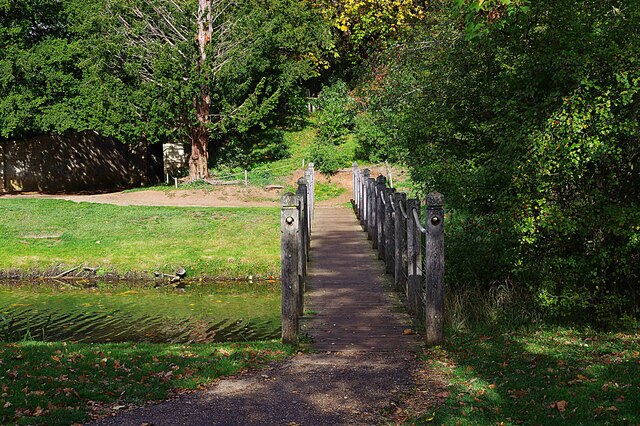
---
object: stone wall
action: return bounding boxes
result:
[0,132,163,194]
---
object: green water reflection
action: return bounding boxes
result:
[0,280,280,343]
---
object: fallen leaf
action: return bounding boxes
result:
[556,400,568,413]
[3,402,12,408]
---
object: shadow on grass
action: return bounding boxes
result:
[416,326,640,425]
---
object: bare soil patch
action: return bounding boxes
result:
[1,168,361,208]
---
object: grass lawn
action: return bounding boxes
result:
[0,199,280,278]
[412,326,640,425]
[0,340,294,425]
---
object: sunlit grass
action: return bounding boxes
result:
[0,199,280,278]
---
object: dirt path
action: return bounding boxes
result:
[0,186,282,208]
[0,169,361,208]
[89,204,442,425]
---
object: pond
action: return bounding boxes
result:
[0,280,280,343]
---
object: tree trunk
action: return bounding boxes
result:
[190,90,210,180]
[189,0,215,181]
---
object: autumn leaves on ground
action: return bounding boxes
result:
[0,341,295,425]
[419,328,640,425]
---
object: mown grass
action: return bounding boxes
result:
[0,199,280,278]
[0,340,294,425]
[314,182,346,201]
[410,326,640,425]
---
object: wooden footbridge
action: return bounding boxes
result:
[91,163,446,425]
[281,163,444,350]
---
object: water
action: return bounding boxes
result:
[0,280,280,343]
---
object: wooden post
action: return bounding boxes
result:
[281,193,300,344]
[352,162,358,210]
[361,169,370,229]
[376,176,386,258]
[394,192,407,292]
[296,179,308,316]
[356,170,364,225]
[424,192,445,346]
[384,188,396,274]
[244,170,248,186]
[367,177,375,241]
[308,163,315,227]
[406,199,421,314]
[304,169,312,238]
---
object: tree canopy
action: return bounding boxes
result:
[1,0,333,178]
[351,0,640,323]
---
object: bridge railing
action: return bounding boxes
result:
[280,163,314,344]
[352,163,445,346]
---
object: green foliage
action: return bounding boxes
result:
[0,0,333,174]
[0,0,86,138]
[309,140,347,177]
[310,80,357,176]
[314,80,356,144]
[353,110,406,163]
[213,129,290,169]
[314,0,427,62]
[351,0,640,324]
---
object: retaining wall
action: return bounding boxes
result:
[0,132,163,193]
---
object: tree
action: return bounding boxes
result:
[351,0,640,323]
[101,0,240,180]
[100,0,333,180]
[313,0,427,62]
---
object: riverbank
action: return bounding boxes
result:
[0,199,281,279]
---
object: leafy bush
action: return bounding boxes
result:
[212,128,289,169]
[354,111,390,162]
[314,80,356,144]
[309,140,350,177]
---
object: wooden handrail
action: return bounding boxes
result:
[351,163,445,346]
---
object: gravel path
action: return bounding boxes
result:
[89,205,430,426]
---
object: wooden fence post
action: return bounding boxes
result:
[424,192,445,346]
[376,176,386,257]
[361,169,370,227]
[394,192,407,292]
[308,163,315,227]
[384,188,396,274]
[304,169,312,241]
[406,199,421,314]
[367,177,375,242]
[281,193,300,344]
[296,179,308,316]
[352,162,358,207]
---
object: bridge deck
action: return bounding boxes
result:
[304,206,418,352]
